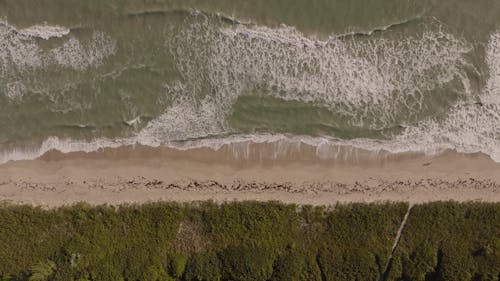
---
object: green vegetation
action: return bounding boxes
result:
[386,202,500,281]
[0,201,498,281]
[28,261,56,281]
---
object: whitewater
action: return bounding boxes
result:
[0,4,500,164]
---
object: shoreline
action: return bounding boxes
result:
[1,144,499,207]
[2,133,499,166]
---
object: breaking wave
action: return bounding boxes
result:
[140,16,473,143]
[0,20,116,100]
[18,24,70,40]
[1,17,499,164]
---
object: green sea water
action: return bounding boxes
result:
[1,0,500,162]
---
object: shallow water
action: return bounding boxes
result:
[1,0,500,163]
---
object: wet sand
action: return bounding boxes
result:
[0,143,499,207]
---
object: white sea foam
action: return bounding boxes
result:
[157,18,472,142]
[0,126,497,165]
[3,81,26,100]
[51,32,116,71]
[145,18,471,145]
[19,24,70,40]
[217,23,471,120]
[0,21,43,71]
[138,96,226,142]
[1,22,499,165]
[0,20,116,100]
[133,22,499,163]
[485,31,500,100]
[323,92,500,161]
[0,137,130,165]
[0,134,389,165]
[380,30,500,162]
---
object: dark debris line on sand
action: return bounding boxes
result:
[6,177,500,195]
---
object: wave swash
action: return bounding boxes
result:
[0,11,500,164]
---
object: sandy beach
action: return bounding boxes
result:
[0,143,499,207]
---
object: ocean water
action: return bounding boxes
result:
[1,0,500,163]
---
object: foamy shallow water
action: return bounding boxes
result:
[19,24,70,40]
[0,130,499,166]
[0,1,500,164]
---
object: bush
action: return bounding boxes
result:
[220,246,275,281]
[270,247,323,281]
[28,260,56,281]
[387,202,500,280]
[270,248,310,281]
[142,265,173,281]
[169,253,188,278]
[183,251,221,281]
[0,201,497,281]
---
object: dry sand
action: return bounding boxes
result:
[0,143,499,207]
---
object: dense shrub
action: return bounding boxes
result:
[269,248,321,281]
[387,202,500,281]
[220,246,275,281]
[183,251,221,281]
[316,203,409,280]
[0,201,497,281]
[169,253,188,278]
